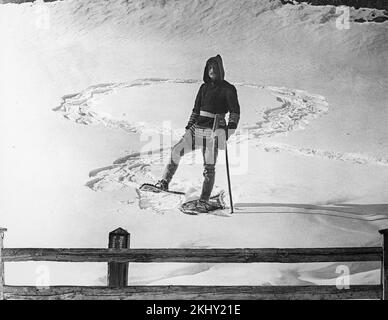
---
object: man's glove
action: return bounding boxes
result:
[185,112,199,130]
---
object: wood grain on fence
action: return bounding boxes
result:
[0,228,7,300]
[2,247,382,263]
[379,229,388,300]
[3,284,382,300]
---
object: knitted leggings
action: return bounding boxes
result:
[162,128,219,201]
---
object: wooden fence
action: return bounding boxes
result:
[0,227,387,300]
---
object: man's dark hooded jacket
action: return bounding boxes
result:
[185,55,240,131]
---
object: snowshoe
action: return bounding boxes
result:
[139,182,185,195]
[180,190,226,215]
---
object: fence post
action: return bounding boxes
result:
[0,228,7,300]
[108,228,130,288]
[379,229,388,300]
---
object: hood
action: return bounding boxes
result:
[203,54,225,84]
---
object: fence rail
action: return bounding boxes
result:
[0,227,387,300]
[3,285,382,300]
[2,247,382,263]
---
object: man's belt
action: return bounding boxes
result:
[200,111,226,118]
[200,110,216,118]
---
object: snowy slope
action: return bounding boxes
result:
[0,0,387,287]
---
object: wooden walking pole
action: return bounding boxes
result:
[213,115,234,213]
[0,228,7,300]
[212,114,233,213]
[225,137,234,214]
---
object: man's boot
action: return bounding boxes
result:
[155,179,169,191]
[193,199,213,213]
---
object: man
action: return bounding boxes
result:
[155,54,240,213]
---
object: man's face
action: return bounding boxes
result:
[208,63,217,81]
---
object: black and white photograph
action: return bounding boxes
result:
[0,0,387,305]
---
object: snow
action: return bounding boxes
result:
[0,0,387,287]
